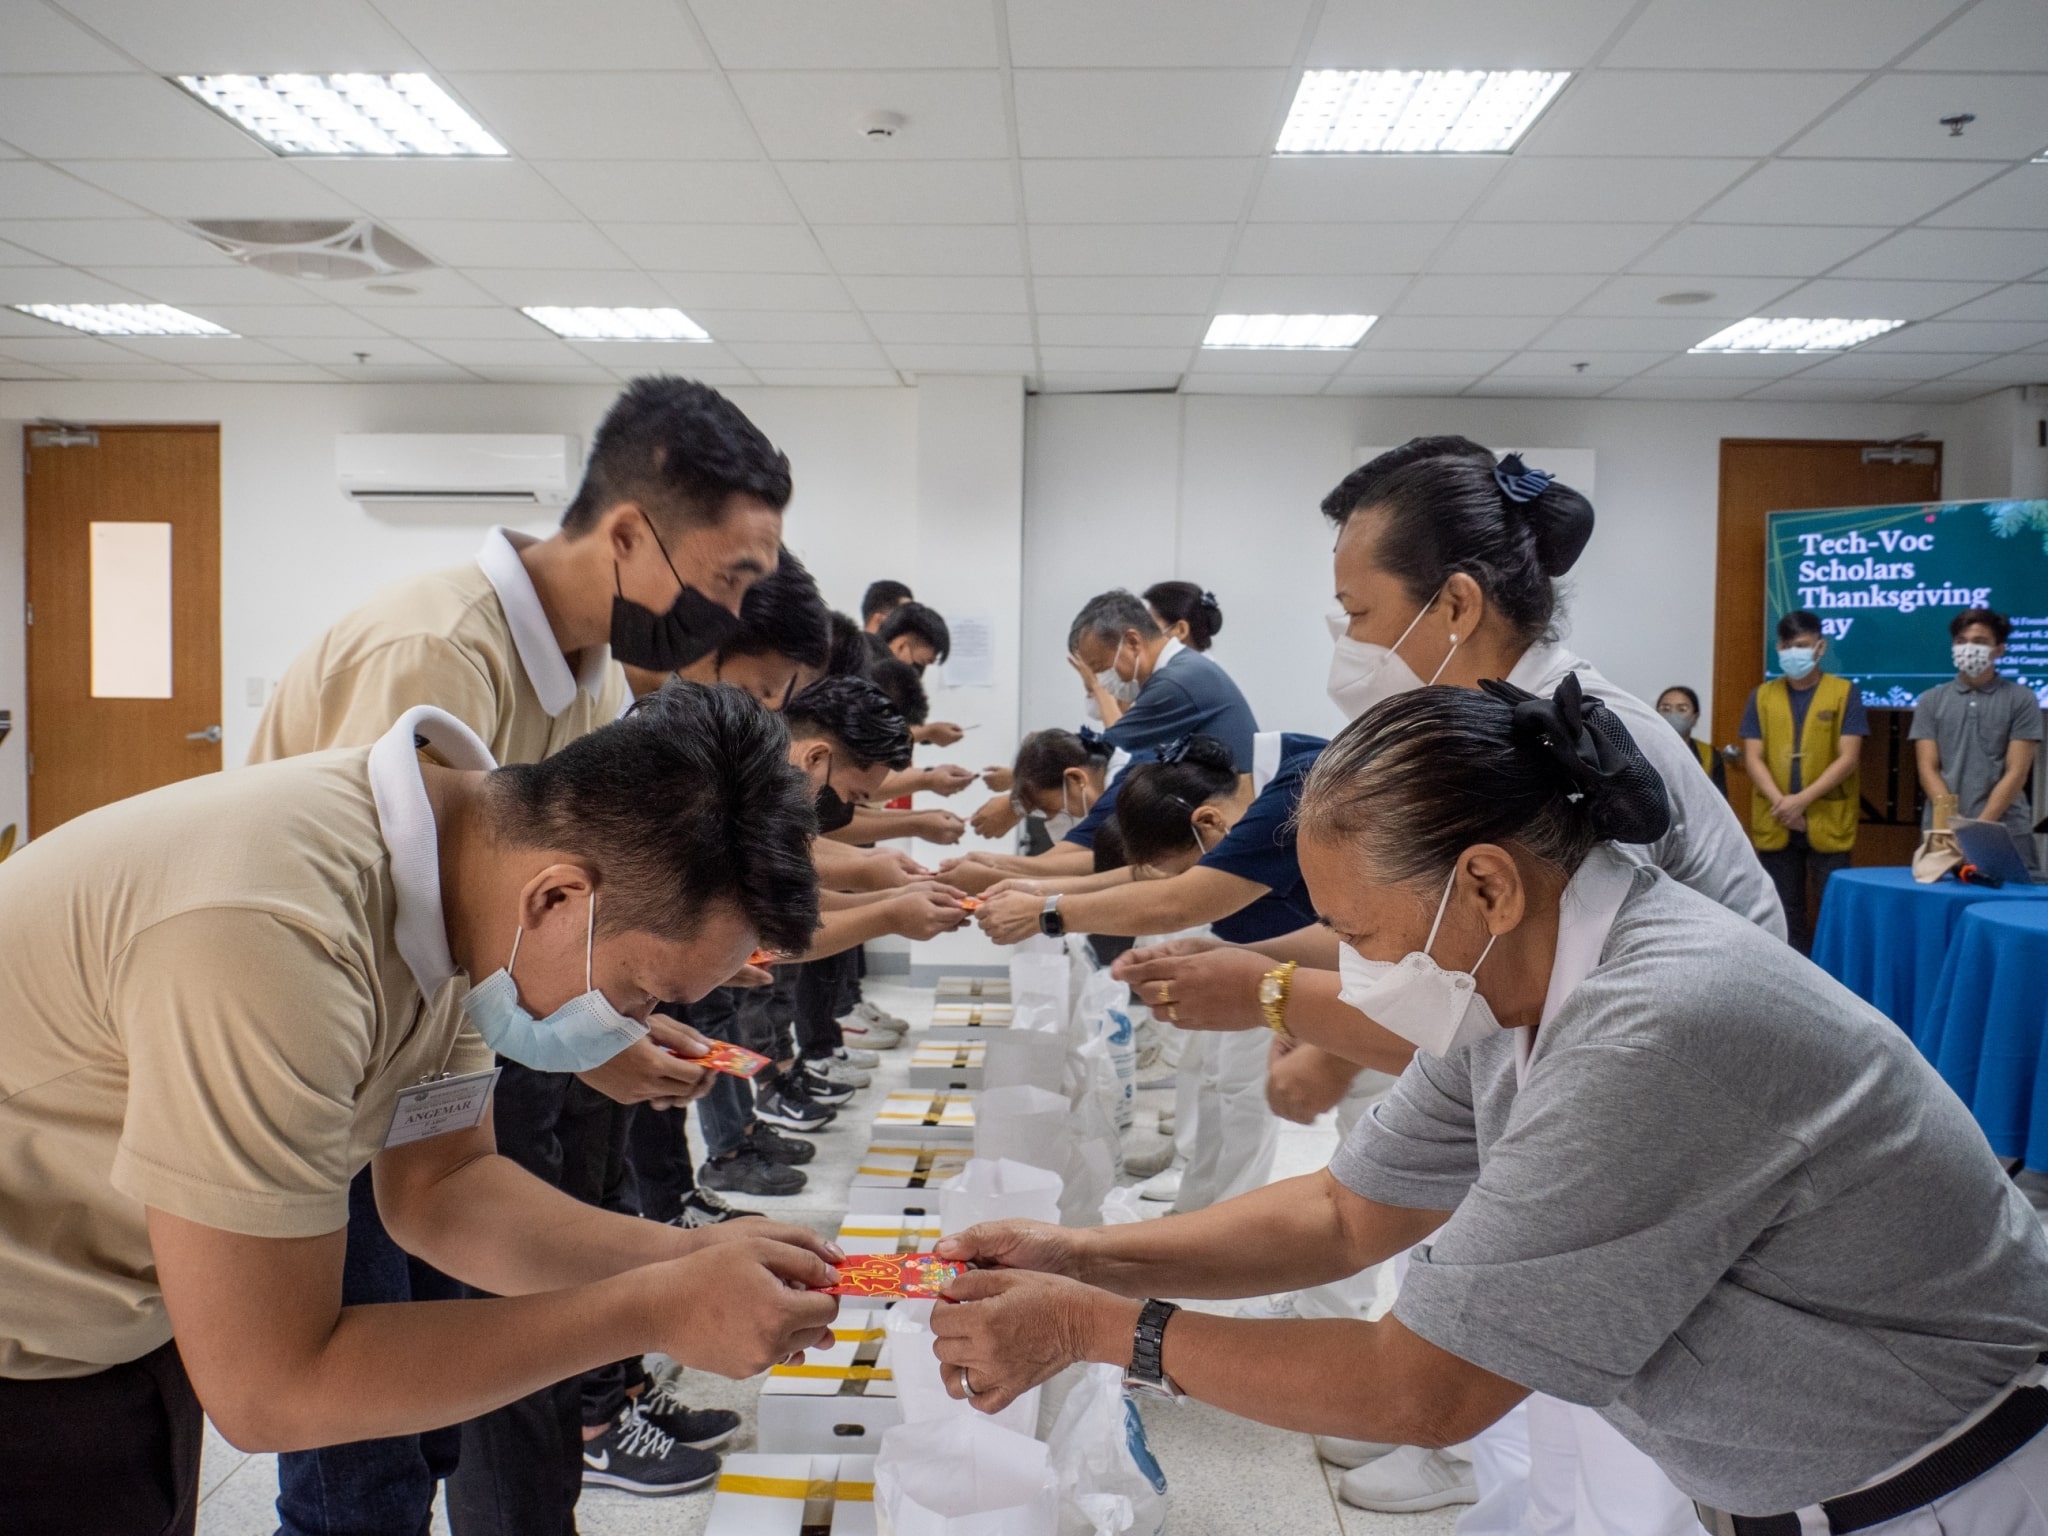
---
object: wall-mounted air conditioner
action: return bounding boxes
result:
[336,434,581,506]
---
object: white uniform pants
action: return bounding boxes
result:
[1519,1398,1696,1536]
[1296,1070,1395,1322]
[1171,1028,1278,1213]
[1861,1423,2048,1532]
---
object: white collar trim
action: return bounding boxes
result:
[1518,845,1637,1084]
[369,706,498,998]
[475,526,611,718]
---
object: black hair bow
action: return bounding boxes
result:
[1492,453,1555,505]
[1077,723,1109,749]
[1477,673,1672,845]
[1156,735,1195,765]
[1198,590,1221,612]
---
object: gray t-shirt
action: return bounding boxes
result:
[1330,866,2048,1515]
[1911,675,2042,846]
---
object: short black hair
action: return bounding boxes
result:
[862,580,913,623]
[867,656,929,726]
[720,547,829,671]
[1321,437,1492,529]
[1658,685,1702,714]
[783,676,914,772]
[825,611,870,677]
[1067,590,1159,652]
[1013,728,1112,796]
[1113,736,1238,866]
[1144,581,1223,651]
[561,375,792,537]
[878,600,951,663]
[1950,607,2011,644]
[485,681,818,953]
[1777,610,1824,644]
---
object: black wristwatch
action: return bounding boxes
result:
[1122,1298,1183,1400]
[1038,893,1065,938]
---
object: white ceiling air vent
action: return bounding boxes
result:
[337,434,581,506]
[184,218,434,282]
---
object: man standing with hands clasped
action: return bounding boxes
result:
[1912,607,2042,875]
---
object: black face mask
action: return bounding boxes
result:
[815,784,856,833]
[608,522,742,672]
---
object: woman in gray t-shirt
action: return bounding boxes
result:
[923,678,2048,1531]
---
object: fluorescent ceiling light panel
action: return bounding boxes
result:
[1689,317,1906,353]
[1203,314,1376,349]
[175,73,506,156]
[522,307,711,342]
[1277,70,1570,154]
[13,302,234,337]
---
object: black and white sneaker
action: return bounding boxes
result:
[700,1148,806,1196]
[637,1378,741,1451]
[747,1124,816,1165]
[581,1405,720,1495]
[664,1187,760,1228]
[754,1082,835,1132]
[796,1065,855,1105]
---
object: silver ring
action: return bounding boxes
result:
[961,1367,977,1397]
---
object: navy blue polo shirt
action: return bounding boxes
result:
[1061,748,1155,851]
[1203,734,1327,945]
[1102,647,1259,771]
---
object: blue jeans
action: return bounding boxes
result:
[274,1170,461,1536]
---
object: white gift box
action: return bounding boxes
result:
[924,1003,1015,1042]
[756,1310,900,1456]
[935,976,1011,1001]
[706,1454,875,1536]
[907,1040,985,1091]
[874,1090,976,1141]
[848,1141,973,1215]
[835,1212,944,1255]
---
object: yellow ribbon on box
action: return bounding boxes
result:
[715,1474,876,1502]
[766,1363,893,1381]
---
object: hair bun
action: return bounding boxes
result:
[1478,673,1670,845]
[1513,472,1596,579]
[1157,733,1235,772]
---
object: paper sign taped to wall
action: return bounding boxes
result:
[939,612,994,689]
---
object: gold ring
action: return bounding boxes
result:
[1157,982,1174,1007]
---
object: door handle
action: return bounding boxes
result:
[185,725,223,744]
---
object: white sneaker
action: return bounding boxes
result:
[853,999,909,1032]
[1234,1292,1299,1320]
[806,1057,870,1090]
[1120,1132,1175,1179]
[828,1045,880,1069]
[1135,1167,1182,1202]
[1314,1435,1400,1469]
[1155,1111,1176,1136]
[1337,1446,1477,1512]
[839,1013,905,1047]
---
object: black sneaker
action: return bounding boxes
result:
[637,1377,741,1450]
[794,1066,854,1106]
[755,1081,834,1132]
[701,1148,807,1196]
[665,1187,761,1228]
[747,1123,817,1164]
[581,1405,719,1495]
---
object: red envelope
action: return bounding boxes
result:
[821,1253,967,1299]
[674,1039,772,1079]
[959,897,983,912]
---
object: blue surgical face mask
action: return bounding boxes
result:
[1777,646,1819,680]
[461,893,648,1072]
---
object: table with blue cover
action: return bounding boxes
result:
[1810,867,2048,1040]
[1917,903,2048,1170]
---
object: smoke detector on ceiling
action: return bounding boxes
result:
[859,111,906,141]
[182,218,435,281]
[1656,290,1717,306]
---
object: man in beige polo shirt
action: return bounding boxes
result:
[0,685,839,1536]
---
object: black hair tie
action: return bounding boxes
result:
[1198,590,1221,612]
[1156,735,1194,765]
[1478,673,1672,845]
[1077,724,1110,750]
[1493,453,1555,505]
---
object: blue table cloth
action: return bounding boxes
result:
[1810,867,2048,1039]
[1917,903,2048,1169]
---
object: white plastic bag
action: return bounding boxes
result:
[974,1085,1068,1173]
[884,1302,1042,1440]
[1010,941,1070,1018]
[1098,1185,1145,1226]
[1046,1365,1168,1536]
[1072,969,1136,1129]
[940,1157,1063,1235]
[1056,1066,1118,1228]
[983,1030,1069,1093]
[876,1416,1059,1536]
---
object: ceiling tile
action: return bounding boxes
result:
[885,342,1037,372]
[1189,346,1349,374]
[1231,222,1449,275]
[1902,0,2048,69]
[1762,277,1997,319]
[1251,158,1504,224]
[1742,377,1927,401]
[1474,157,1753,223]
[472,364,624,383]
[112,335,294,362]
[77,263,312,302]
[1036,345,1195,371]
[1524,72,1860,158]
[1032,275,1218,314]
[729,71,1008,160]
[390,220,632,270]
[864,311,1031,344]
[0,218,225,266]
[64,159,361,220]
[270,335,449,365]
[1008,0,1314,67]
[1466,375,1616,397]
[1013,70,1289,160]
[1530,314,1737,350]
[1022,159,1259,224]
[1396,273,1604,315]
[1430,222,1666,275]
[0,332,158,362]
[1939,354,2048,384]
[1602,376,1760,398]
[0,75,271,159]
[0,161,142,218]
[1489,350,1665,378]
[55,0,420,71]
[1576,274,1801,316]
[1034,313,1203,347]
[0,361,81,379]
[376,0,710,69]
[1697,159,2003,225]
[1364,315,1552,349]
[325,269,499,305]
[1031,223,1233,276]
[607,223,827,273]
[662,272,857,310]
[1340,348,1512,376]
[1210,273,1407,313]
[1884,380,2005,401]
[779,161,1016,225]
[1864,319,2048,351]
[353,304,561,339]
[31,360,205,379]
[1629,223,1891,276]
[750,368,900,386]
[726,340,892,370]
[1309,0,1637,67]
[814,224,1021,275]
[1324,375,1480,396]
[450,72,758,160]
[568,339,751,370]
[188,363,342,382]
[1790,73,2048,162]
[467,268,670,305]
[1789,349,1985,379]
[694,0,998,69]
[534,161,795,224]
[1179,372,1329,394]
[189,304,388,337]
[0,240,48,266]
[1036,371,1183,392]
[685,310,876,343]
[415,337,587,366]
[297,161,582,221]
[1923,166,2048,231]
[1642,350,1839,378]
[1607,0,1967,68]
[1940,284,2048,322]
[1836,228,2048,282]
[1,0,133,71]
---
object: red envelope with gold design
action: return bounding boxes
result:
[821,1253,966,1299]
[675,1040,772,1079]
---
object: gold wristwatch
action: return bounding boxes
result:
[1258,960,1298,1040]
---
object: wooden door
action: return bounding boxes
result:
[25,424,221,834]
[1713,439,1942,867]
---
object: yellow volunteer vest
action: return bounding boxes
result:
[1692,738,1717,776]
[1750,674,1860,854]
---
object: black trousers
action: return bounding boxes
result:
[0,1339,202,1536]
[794,950,859,1059]
[1759,832,1852,955]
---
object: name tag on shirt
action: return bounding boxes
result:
[383,1067,500,1149]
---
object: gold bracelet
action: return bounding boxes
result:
[1259,960,1298,1040]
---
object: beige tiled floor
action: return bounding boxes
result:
[197,980,1461,1536]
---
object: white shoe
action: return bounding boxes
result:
[1234,1292,1299,1320]
[1337,1447,1477,1513]
[1136,1167,1182,1202]
[839,1013,905,1047]
[806,1057,870,1090]
[1121,1132,1175,1179]
[1155,1111,1176,1136]
[853,999,909,1032]
[828,1045,880,1069]
[1314,1435,1400,1469]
